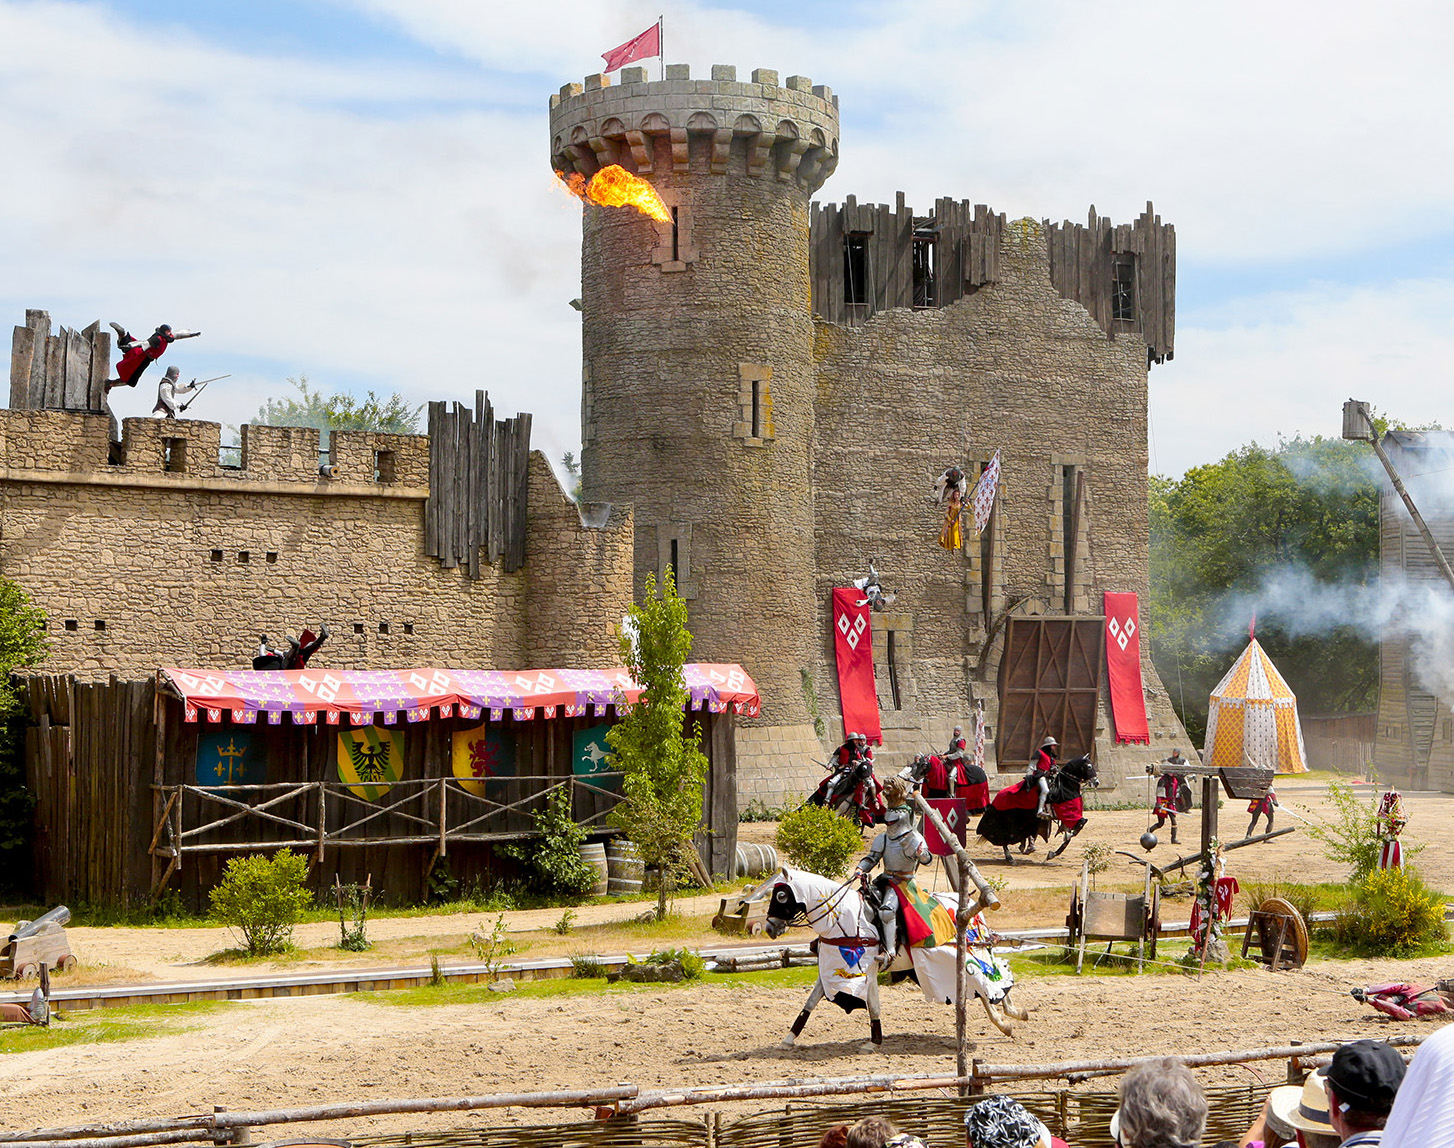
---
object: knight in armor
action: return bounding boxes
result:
[809,732,882,825]
[856,776,931,967]
[1246,786,1278,838]
[1153,749,1188,844]
[252,625,330,671]
[852,563,897,612]
[949,724,991,813]
[1376,790,1407,870]
[152,367,201,418]
[106,322,199,392]
[1027,736,1058,819]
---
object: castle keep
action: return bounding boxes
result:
[551,64,1190,802]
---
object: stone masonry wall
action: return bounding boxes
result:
[795,216,1189,803]
[0,409,631,678]
[562,66,838,778]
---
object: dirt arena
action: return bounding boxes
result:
[4,776,1452,1139]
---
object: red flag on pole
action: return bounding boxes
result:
[602,22,661,72]
[831,587,882,743]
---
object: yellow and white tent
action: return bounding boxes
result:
[1202,638,1308,773]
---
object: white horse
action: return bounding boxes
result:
[752,866,1026,1052]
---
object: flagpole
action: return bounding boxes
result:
[658,16,664,80]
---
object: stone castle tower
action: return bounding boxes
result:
[552,64,1191,802]
[550,65,839,768]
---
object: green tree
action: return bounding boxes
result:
[1148,435,1380,742]
[0,580,49,889]
[251,375,423,445]
[606,570,709,920]
[560,451,583,503]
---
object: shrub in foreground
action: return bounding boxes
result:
[1332,866,1447,957]
[776,804,863,880]
[209,849,312,956]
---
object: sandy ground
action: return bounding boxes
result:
[4,776,1451,1138]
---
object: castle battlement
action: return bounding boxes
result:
[549,64,839,193]
[0,408,429,493]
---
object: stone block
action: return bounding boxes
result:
[665,63,690,80]
[585,73,610,90]
[711,64,737,81]
[751,68,779,86]
[619,66,648,84]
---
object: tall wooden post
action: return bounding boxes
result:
[1200,775,1219,855]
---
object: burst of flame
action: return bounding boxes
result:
[554,164,670,223]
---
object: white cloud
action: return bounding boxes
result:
[1150,278,1454,476]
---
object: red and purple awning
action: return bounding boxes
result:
[159,663,761,726]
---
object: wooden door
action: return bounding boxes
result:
[996,617,1104,772]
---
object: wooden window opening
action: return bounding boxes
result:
[1112,256,1136,321]
[912,230,937,309]
[671,206,680,262]
[844,233,869,308]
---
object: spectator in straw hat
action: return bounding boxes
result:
[1271,1069,1340,1148]
[963,1094,1068,1148]
[1111,1059,1207,1148]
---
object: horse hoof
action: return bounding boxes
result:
[860,1042,881,1054]
[779,1037,796,1049]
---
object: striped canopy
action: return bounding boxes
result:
[1203,638,1308,773]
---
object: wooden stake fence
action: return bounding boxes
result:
[4,1036,1429,1148]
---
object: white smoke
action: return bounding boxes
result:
[1226,563,1454,707]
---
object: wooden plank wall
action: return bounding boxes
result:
[8,310,109,412]
[22,674,155,905]
[19,674,738,907]
[425,390,532,577]
[1046,202,1177,364]
[808,196,1006,326]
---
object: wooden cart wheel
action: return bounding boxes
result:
[15,964,36,979]
[57,955,76,972]
[1252,897,1309,970]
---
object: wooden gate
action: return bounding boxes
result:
[996,617,1104,772]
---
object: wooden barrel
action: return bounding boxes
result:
[735,843,778,878]
[579,842,609,897]
[606,838,644,895]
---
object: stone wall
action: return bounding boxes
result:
[0,409,632,678]
[785,215,1189,805]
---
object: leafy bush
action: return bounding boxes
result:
[553,908,577,935]
[498,786,599,897]
[468,914,519,979]
[647,946,704,979]
[209,849,312,956]
[776,804,864,879]
[570,953,607,978]
[1332,867,1448,957]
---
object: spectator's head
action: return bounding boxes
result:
[1326,1040,1405,1135]
[963,1095,1052,1148]
[819,1125,850,1148]
[1275,1069,1340,1148]
[1112,1060,1207,1148]
[846,1117,897,1148]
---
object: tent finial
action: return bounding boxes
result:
[1249,612,1256,641]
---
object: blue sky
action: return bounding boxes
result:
[4,0,1454,476]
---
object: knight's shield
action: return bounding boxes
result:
[337,727,403,801]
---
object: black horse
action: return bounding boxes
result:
[976,755,1098,863]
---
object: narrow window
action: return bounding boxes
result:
[403,622,415,635]
[1112,256,1136,321]
[886,630,902,710]
[210,549,223,563]
[912,230,936,308]
[379,621,390,635]
[751,380,761,439]
[265,551,278,564]
[668,538,679,581]
[373,450,396,484]
[163,438,187,473]
[94,620,106,631]
[238,551,250,564]
[64,620,78,632]
[353,622,365,635]
[844,233,869,307]
[671,206,680,262]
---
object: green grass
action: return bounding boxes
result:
[1009,939,1258,978]
[0,999,233,1054]
[354,965,818,1008]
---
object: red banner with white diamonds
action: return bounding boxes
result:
[832,587,881,743]
[1103,591,1149,744]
